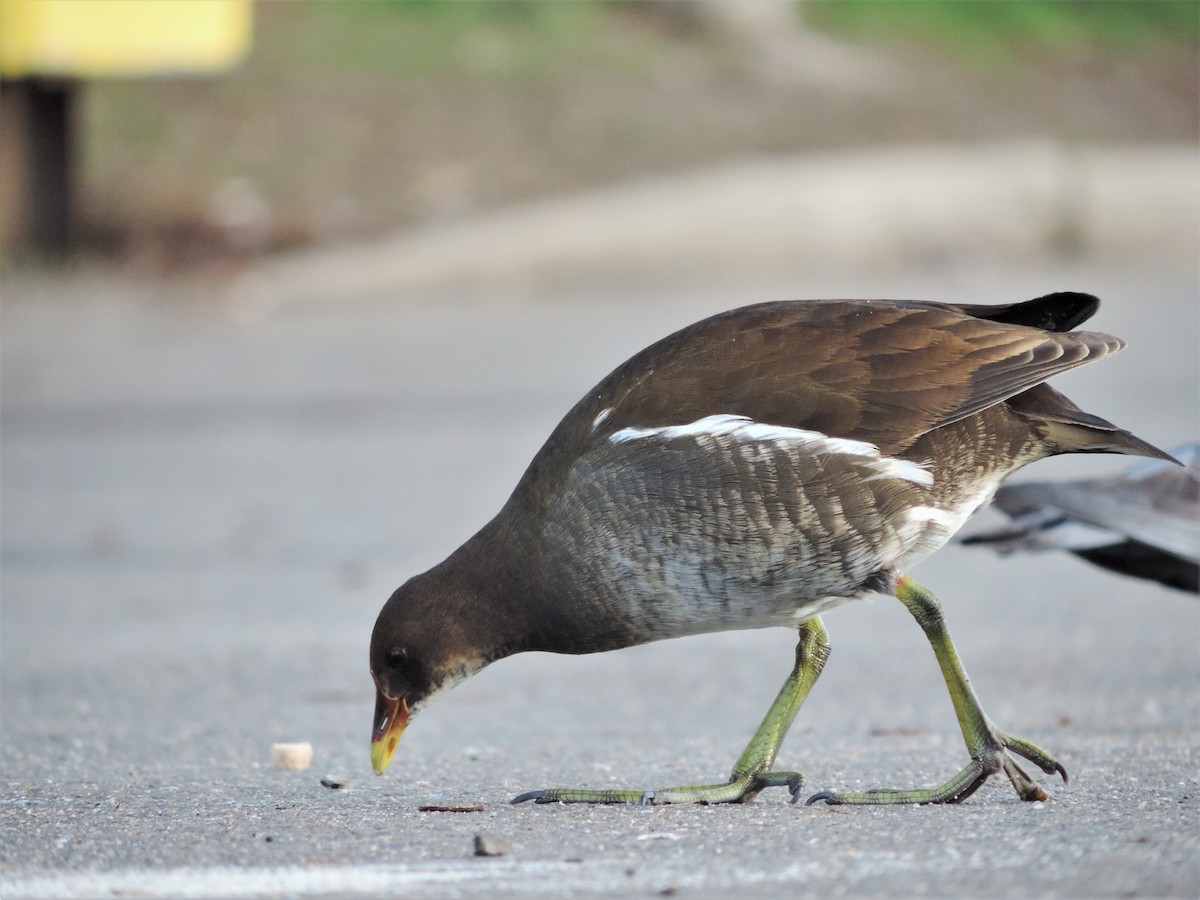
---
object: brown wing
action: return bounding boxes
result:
[588,298,1124,454]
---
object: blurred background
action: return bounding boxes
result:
[1,0,1196,272]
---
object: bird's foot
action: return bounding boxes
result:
[805,729,1067,806]
[511,770,804,806]
[513,619,828,807]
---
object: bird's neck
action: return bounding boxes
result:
[427,512,547,664]
[436,504,638,661]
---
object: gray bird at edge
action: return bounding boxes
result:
[961,444,1199,594]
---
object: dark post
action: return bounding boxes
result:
[0,77,77,257]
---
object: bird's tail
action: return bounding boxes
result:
[1011,382,1177,463]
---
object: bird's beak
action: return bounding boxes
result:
[370,689,408,775]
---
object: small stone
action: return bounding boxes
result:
[270,742,312,770]
[320,775,345,790]
[474,833,512,857]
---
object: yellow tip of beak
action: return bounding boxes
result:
[370,692,408,775]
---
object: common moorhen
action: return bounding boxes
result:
[370,292,1171,805]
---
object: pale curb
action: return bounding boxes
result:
[228,142,1198,309]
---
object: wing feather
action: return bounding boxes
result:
[586,299,1124,452]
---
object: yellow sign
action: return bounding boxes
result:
[0,0,252,77]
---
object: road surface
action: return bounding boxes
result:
[2,261,1197,898]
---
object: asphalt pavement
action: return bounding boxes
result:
[2,212,1198,894]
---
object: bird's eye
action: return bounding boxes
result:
[388,647,407,668]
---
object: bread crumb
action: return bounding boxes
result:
[270,742,313,770]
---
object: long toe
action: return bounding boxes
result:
[802,758,992,806]
[802,734,1066,807]
[510,771,808,806]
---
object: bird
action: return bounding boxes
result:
[369,291,1172,806]
[961,444,1198,593]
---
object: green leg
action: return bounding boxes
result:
[807,576,1067,806]
[512,617,831,805]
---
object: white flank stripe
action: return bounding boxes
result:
[863,458,935,486]
[906,505,962,529]
[609,414,933,486]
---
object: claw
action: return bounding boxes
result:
[787,777,803,804]
[510,790,546,804]
[1000,730,1069,784]
[804,790,840,806]
[946,774,987,804]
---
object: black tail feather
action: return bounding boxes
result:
[956,292,1101,332]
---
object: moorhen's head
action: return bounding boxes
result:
[368,570,491,775]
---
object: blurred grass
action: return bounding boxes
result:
[259,0,656,81]
[809,0,1199,67]
[254,1,1200,81]
[281,0,1200,77]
